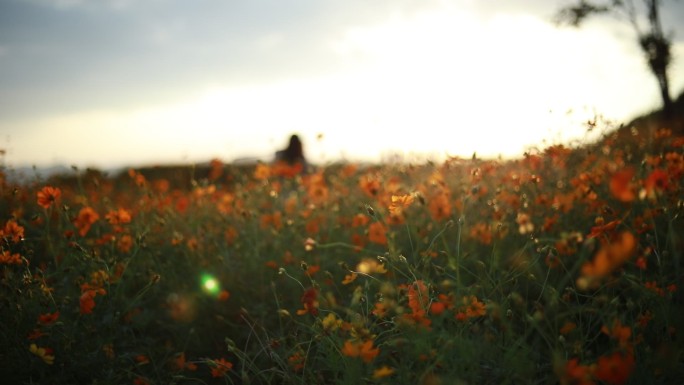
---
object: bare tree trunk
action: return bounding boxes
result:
[644,0,673,117]
[658,72,673,118]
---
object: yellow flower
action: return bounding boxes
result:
[388,194,414,215]
[356,258,387,274]
[372,365,395,379]
[29,344,55,365]
[321,313,342,332]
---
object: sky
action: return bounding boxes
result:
[1,0,684,170]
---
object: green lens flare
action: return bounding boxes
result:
[200,274,220,295]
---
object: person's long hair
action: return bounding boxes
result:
[281,135,304,164]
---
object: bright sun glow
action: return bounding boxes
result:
[4,4,679,169]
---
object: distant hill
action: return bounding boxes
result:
[583,91,684,156]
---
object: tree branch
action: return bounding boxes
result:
[554,0,612,26]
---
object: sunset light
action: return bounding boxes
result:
[1,1,682,170]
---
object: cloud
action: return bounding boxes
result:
[1,1,360,119]
[23,0,137,10]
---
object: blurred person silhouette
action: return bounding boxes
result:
[273,134,308,176]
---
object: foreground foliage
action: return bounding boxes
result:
[1,124,683,384]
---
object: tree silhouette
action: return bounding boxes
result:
[555,0,675,117]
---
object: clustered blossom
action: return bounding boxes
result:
[560,320,636,385]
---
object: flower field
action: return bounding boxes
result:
[1,122,683,384]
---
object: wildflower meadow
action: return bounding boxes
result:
[1,116,683,385]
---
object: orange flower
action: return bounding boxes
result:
[117,234,134,253]
[643,168,669,198]
[388,194,415,215]
[372,302,389,318]
[288,351,306,372]
[341,339,380,363]
[2,219,25,243]
[341,340,359,358]
[402,280,432,329]
[305,264,320,277]
[429,301,446,316]
[74,206,100,237]
[135,354,150,365]
[407,280,429,314]
[304,173,329,203]
[79,286,106,315]
[0,250,23,265]
[403,310,432,329]
[609,168,636,202]
[464,295,487,318]
[561,358,595,385]
[171,352,185,369]
[272,161,304,178]
[296,287,319,316]
[209,358,233,378]
[644,280,665,296]
[80,290,97,314]
[470,222,493,245]
[636,311,653,328]
[358,175,381,197]
[342,272,358,285]
[635,256,647,270]
[587,220,620,239]
[351,213,370,227]
[217,290,230,301]
[559,321,577,335]
[37,311,60,325]
[357,340,380,363]
[27,329,47,340]
[305,217,320,235]
[372,365,395,379]
[171,352,197,371]
[283,195,298,214]
[428,191,452,221]
[253,163,271,180]
[601,319,632,349]
[580,231,636,282]
[367,221,387,245]
[260,211,283,230]
[37,186,61,209]
[105,208,132,226]
[153,178,170,193]
[594,352,634,385]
